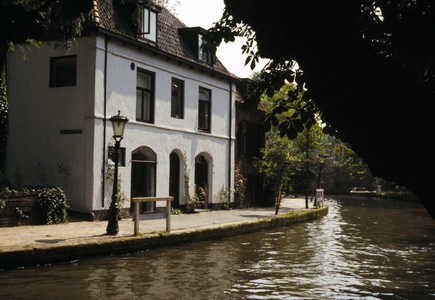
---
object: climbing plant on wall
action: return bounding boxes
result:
[0,75,8,176]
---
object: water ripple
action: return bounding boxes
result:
[1,197,435,299]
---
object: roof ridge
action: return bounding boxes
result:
[93,0,237,79]
[92,0,100,24]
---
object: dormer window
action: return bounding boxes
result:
[138,5,158,42]
[198,34,216,64]
[179,27,216,65]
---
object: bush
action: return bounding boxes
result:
[234,167,246,208]
[380,191,419,203]
[171,208,183,215]
[36,187,69,224]
[215,185,232,210]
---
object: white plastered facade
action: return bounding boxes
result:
[6,34,236,213]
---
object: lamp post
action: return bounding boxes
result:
[106,110,129,235]
[314,154,327,207]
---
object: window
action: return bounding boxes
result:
[131,147,157,213]
[171,78,184,119]
[138,6,157,42]
[198,34,216,64]
[198,87,211,132]
[239,120,264,159]
[49,55,77,87]
[241,121,248,156]
[136,70,155,123]
[108,147,126,167]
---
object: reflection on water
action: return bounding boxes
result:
[1,197,435,299]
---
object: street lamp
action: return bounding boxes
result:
[106,110,129,235]
[314,154,327,207]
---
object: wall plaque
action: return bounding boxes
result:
[60,130,82,134]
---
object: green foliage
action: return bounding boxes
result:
[256,82,339,213]
[0,198,5,211]
[0,1,94,75]
[186,186,204,212]
[183,153,203,212]
[256,82,323,192]
[233,167,246,208]
[36,186,69,224]
[214,185,232,210]
[171,207,183,215]
[15,207,29,219]
[204,4,345,142]
[152,0,180,14]
[183,153,192,207]
[106,156,128,217]
[324,136,371,180]
[380,190,419,203]
[0,76,8,174]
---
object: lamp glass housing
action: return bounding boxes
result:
[110,113,129,138]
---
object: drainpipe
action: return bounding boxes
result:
[102,35,108,207]
[228,81,233,203]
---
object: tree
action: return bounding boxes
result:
[257,82,325,214]
[0,76,8,176]
[206,0,435,219]
[0,0,95,180]
[0,0,95,76]
[153,0,180,14]
[325,136,371,182]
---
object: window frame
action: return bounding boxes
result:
[138,5,157,42]
[49,55,77,88]
[198,87,211,133]
[198,34,216,65]
[131,147,157,213]
[240,120,248,157]
[171,78,184,119]
[136,69,155,124]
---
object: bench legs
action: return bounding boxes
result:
[133,201,172,236]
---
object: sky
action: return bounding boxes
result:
[173,0,268,78]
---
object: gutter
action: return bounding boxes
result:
[96,28,240,83]
[228,81,233,200]
[101,35,108,207]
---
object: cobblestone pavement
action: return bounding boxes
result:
[0,198,314,252]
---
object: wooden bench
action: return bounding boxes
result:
[132,197,174,236]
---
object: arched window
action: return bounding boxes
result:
[131,147,156,213]
[169,152,181,208]
[195,154,211,208]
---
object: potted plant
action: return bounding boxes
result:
[185,187,205,213]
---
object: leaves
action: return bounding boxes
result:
[37,186,69,224]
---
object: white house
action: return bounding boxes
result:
[6,1,237,218]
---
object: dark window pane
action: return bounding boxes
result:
[198,87,211,132]
[171,79,184,119]
[136,70,154,123]
[131,147,157,213]
[50,56,77,87]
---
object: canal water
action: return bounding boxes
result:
[1,197,435,299]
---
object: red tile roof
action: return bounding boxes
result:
[93,0,235,79]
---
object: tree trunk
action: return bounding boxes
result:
[275,179,286,215]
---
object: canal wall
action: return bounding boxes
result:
[0,206,328,269]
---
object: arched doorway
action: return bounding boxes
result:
[131,146,156,213]
[169,152,181,208]
[195,154,210,208]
